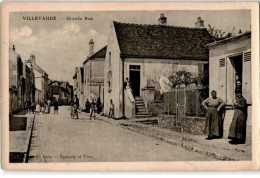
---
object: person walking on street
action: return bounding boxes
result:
[54,98,59,114]
[109,99,114,119]
[25,98,31,113]
[85,99,90,113]
[73,95,79,119]
[90,99,96,119]
[228,90,248,144]
[47,99,51,114]
[202,90,225,140]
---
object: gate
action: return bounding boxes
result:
[176,90,186,131]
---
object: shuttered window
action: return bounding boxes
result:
[243,51,251,62]
[219,58,225,67]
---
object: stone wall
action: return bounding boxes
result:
[158,114,206,135]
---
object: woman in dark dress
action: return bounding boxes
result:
[202,90,225,140]
[228,90,247,144]
[54,99,59,114]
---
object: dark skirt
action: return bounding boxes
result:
[54,105,59,110]
[205,108,222,137]
[228,109,246,141]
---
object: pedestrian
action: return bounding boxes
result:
[25,98,31,113]
[73,95,79,119]
[96,98,101,114]
[35,103,41,115]
[109,99,114,119]
[202,90,225,140]
[31,102,35,114]
[90,99,96,119]
[235,80,242,98]
[54,99,59,114]
[85,99,90,113]
[228,90,248,144]
[47,98,51,114]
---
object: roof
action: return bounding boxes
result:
[113,21,214,60]
[206,31,251,48]
[83,46,107,65]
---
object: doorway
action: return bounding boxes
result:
[229,54,243,102]
[129,65,141,97]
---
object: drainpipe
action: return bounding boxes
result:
[122,57,125,117]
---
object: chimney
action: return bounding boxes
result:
[195,17,204,28]
[75,67,79,74]
[89,39,94,56]
[158,13,167,25]
[12,45,15,52]
[29,54,36,64]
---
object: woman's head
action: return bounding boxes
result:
[236,80,241,85]
[211,90,217,98]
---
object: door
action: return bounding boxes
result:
[129,65,141,97]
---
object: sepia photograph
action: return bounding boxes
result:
[1,1,259,171]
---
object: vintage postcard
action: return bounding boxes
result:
[1,2,259,171]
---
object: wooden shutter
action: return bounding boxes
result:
[219,58,227,102]
[242,51,251,104]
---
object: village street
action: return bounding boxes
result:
[28,106,217,162]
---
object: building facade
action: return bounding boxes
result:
[25,54,49,104]
[207,32,251,105]
[73,67,84,108]
[83,40,106,107]
[50,80,73,105]
[104,15,214,118]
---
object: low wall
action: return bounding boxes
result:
[158,115,206,135]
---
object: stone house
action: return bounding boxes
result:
[50,80,73,105]
[206,31,251,136]
[9,45,24,113]
[25,54,49,104]
[82,39,107,106]
[73,66,84,108]
[104,15,214,119]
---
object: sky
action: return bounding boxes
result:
[9,10,251,84]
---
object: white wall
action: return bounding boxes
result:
[209,37,251,105]
[124,58,204,99]
[104,21,123,118]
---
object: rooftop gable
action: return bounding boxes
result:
[83,46,107,65]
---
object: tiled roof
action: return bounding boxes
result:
[113,21,214,60]
[83,46,107,65]
[206,31,251,48]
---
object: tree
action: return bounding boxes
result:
[168,70,197,89]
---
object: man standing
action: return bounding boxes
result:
[109,99,114,119]
[90,99,96,119]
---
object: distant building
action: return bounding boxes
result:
[73,67,84,108]
[25,55,49,104]
[104,15,213,118]
[50,80,73,105]
[83,39,106,106]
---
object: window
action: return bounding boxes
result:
[219,58,225,67]
[129,65,141,71]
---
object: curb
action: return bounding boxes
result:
[97,116,238,161]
